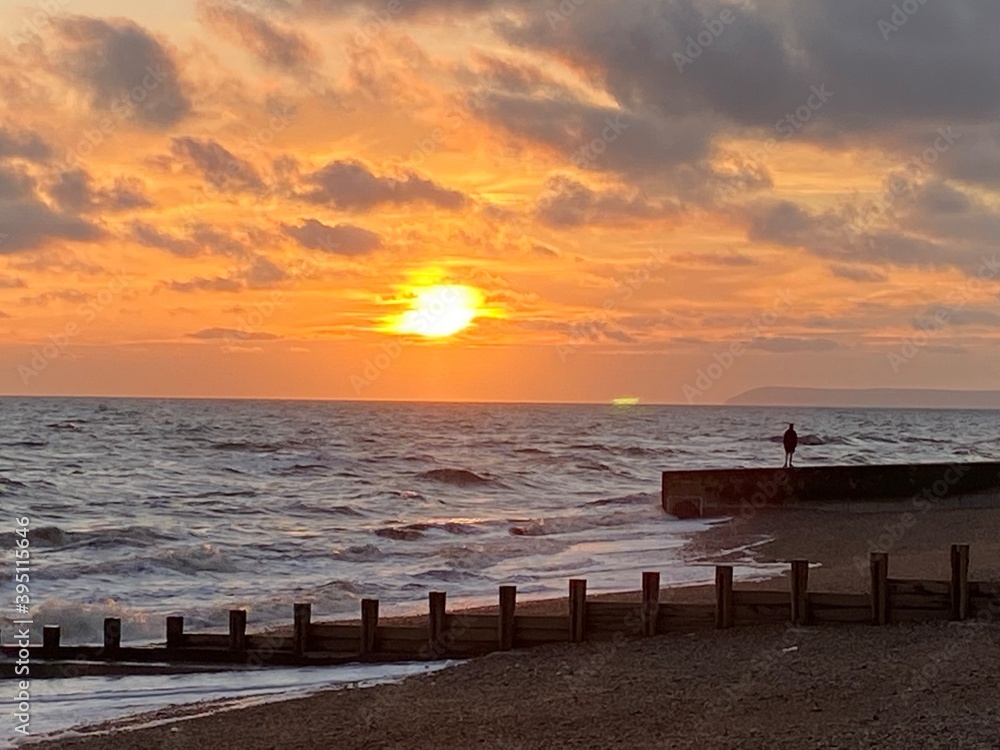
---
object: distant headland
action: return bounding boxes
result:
[726,387,1000,410]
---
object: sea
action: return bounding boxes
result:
[2,398,998,743]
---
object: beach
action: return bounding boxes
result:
[28,503,1000,749]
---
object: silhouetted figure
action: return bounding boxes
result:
[783,423,798,468]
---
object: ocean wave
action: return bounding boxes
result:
[585,492,658,507]
[30,525,176,550]
[272,463,331,476]
[2,439,48,448]
[415,468,504,487]
[374,519,487,541]
[331,544,386,562]
[508,511,642,537]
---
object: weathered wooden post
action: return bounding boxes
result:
[715,565,734,629]
[293,603,311,657]
[791,560,810,626]
[166,616,184,650]
[361,599,379,655]
[428,592,447,656]
[229,610,247,652]
[42,625,60,656]
[499,586,516,650]
[870,553,889,626]
[950,544,970,621]
[641,572,660,637]
[103,618,122,654]
[569,579,587,643]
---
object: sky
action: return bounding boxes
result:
[0,0,999,403]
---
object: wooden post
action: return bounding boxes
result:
[166,616,184,649]
[361,599,379,655]
[951,544,970,621]
[715,565,734,629]
[569,579,587,643]
[791,560,810,626]
[641,572,660,637]
[498,586,516,650]
[229,609,247,652]
[293,603,311,656]
[103,618,122,653]
[428,592,447,656]
[42,625,60,656]
[870,553,889,626]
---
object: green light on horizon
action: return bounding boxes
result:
[612,397,640,406]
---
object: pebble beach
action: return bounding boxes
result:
[26,504,1000,749]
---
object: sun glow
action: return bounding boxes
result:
[391,284,485,338]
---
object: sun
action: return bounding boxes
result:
[391,285,484,338]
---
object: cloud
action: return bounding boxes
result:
[299,159,465,211]
[50,169,152,213]
[673,251,757,268]
[535,175,675,227]
[283,219,383,255]
[0,277,26,289]
[131,221,200,257]
[830,265,888,283]
[171,137,265,193]
[163,277,244,293]
[0,166,103,252]
[0,128,51,161]
[198,0,319,71]
[50,16,192,128]
[751,337,840,353]
[187,327,281,341]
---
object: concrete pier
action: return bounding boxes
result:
[662,461,1000,518]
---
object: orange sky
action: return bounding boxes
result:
[1,0,999,402]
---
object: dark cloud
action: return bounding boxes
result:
[51,16,192,128]
[188,327,281,340]
[163,277,244,293]
[830,265,888,283]
[535,175,675,227]
[673,251,757,268]
[198,0,319,71]
[131,221,200,257]
[282,219,383,255]
[0,128,51,161]
[0,166,103,252]
[299,160,465,211]
[50,170,152,213]
[171,137,265,193]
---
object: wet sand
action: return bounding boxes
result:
[27,504,1000,749]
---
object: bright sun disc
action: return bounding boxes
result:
[393,285,483,338]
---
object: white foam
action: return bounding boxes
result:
[4,661,456,748]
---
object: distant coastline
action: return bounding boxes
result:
[727,387,1000,410]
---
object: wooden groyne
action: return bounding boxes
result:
[2,545,998,675]
[662,461,1000,518]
